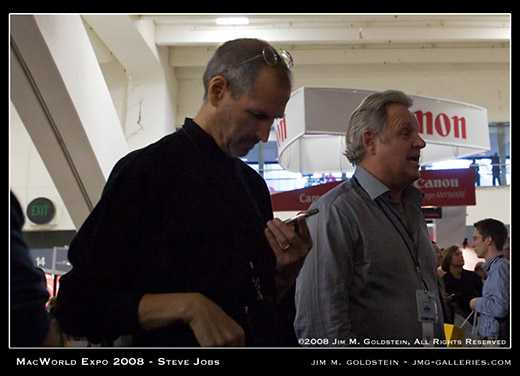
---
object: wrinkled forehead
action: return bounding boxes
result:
[384,103,419,129]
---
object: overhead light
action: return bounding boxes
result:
[215,17,250,26]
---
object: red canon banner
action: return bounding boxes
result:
[414,168,476,207]
[271,168,476,211]
[271,181,342,211]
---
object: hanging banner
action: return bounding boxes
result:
[414,168,476,207]
[274,87,490,174]
[271,181,342,211]
[271,168,476,211]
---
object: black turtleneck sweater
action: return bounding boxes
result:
[55,118,285,346]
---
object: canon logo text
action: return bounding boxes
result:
[414,110,467,139]
[414,177,460,189]
[275,118,287,147]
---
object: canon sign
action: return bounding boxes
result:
[414,110,467,139]
[413,168,476,207]
[276,88,489,174]
[275,117,287,148]
[414,177,459,189]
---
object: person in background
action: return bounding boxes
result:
[10,192,62,346]
[490,153,501,186]
[441,245,482,323]
[502,237,510,261]
[295,90,445,346]
[432,241,446,281]
[55,38,312,347]
[470,158,480,186]
[474,262,486,281]
[433,241,452,327]
[470,218,509,346]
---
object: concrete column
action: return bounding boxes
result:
[10,15,128,229]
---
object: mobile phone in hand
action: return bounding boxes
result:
[283,208,319,225]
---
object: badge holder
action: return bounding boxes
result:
[416,289,439,346]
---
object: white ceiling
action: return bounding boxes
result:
[139,13,510,46]
[82,13,511,78]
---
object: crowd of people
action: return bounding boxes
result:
[436,221,510,345]
[10,38,510,348]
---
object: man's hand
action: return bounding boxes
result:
[264,217,313,299]
[186,293,245,347]
[138,293,245,347]
[469,297,479,311]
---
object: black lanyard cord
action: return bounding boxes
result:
[353,177,429,291]
[374,199,429,292]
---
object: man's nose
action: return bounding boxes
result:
[415,133,427,149]
[256,121,272,143]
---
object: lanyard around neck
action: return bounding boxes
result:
[353,176,429,292]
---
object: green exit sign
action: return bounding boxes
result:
[26,197,55,224]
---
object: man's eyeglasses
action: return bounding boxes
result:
[216,46,293,76]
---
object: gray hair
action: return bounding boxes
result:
[202,38,292,100]
[344,90,414,165]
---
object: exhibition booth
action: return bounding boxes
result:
[271,87,490,250]
[274,87,490,174]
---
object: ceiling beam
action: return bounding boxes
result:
[82,14,161,79]
[156,24,510,46]
[170,44,510,67]
[11,15,128,229]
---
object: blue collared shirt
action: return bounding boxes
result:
[475,253,510,338]
[295,166,445,345]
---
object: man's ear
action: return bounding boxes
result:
[362,129,377,156]
[207,76,229,107]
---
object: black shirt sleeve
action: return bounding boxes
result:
[54,153,150,343]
